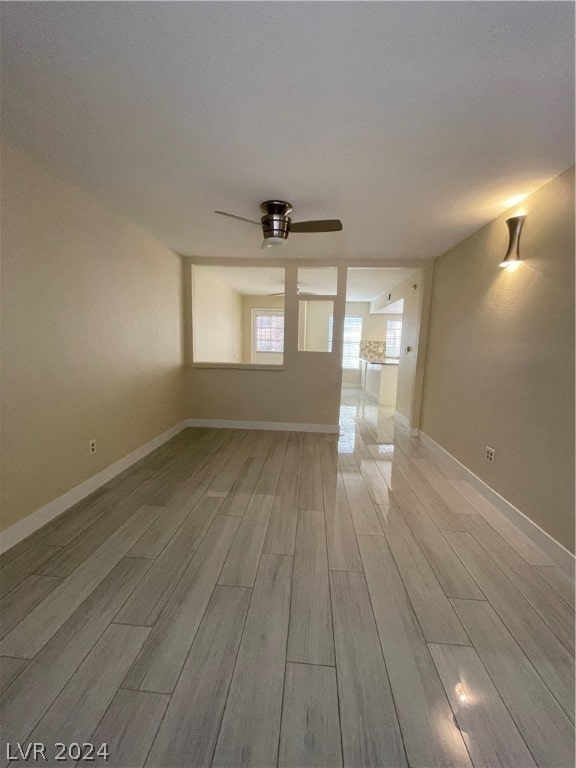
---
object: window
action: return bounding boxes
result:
[253,310,284,353]
[386,320,402,358]
[191,265,285,365]
[299,300,334,352]
[328,315,362,369]
[343,316,362,368]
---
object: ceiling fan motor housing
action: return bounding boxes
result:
[261,200,292,242]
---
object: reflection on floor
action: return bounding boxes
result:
[0,388,574,767]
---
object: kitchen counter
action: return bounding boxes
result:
[360,358,399,404]
[359,357,399,366]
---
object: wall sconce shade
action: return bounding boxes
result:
[500,215,526,269]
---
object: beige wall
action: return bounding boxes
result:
[192,266,242,363]
[346,302,370,321]
[421,167,575,552]
[362,308,393,341]
[241,295,284,364]
[371,269,430,425]
[1,142,184,532]
[187,263,347,426]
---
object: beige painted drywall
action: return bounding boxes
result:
[187,263,347,426]
[346,302,370,321]
[371,269,429,425]
[241,295,284,364]
[420,167,575,552]
[1,141,184,532]
[363,310,400,341]
[192,266,242,363]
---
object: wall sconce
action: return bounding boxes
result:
[499,215,526,270]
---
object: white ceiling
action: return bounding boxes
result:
[346,269,415,302]
[193,265,416,300]
[194,265,287,297]
[1,3,573,261]
[376,299,405,315]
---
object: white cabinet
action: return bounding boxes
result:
[379,364,398,405]
[361,361,398,406]
[364,362,381,400]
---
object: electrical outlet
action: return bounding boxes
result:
[485,446,495,462]
[89,439,97,455]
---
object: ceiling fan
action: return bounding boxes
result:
[268,282,319,297]
[215,200,343,248]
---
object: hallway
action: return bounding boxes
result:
[1,389,574,767]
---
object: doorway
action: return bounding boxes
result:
[341,268,417,421]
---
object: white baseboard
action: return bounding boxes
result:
[418,431,575,571]
[0,421,189,554]
[394,410,419,437]
[186,418,339,434]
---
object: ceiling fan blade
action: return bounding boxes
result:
[290,219,343,233]
[215,211,261,226]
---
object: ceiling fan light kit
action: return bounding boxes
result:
[262,236,287,248]
[215,200,343,249]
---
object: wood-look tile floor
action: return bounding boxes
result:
[1,389,574,767]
